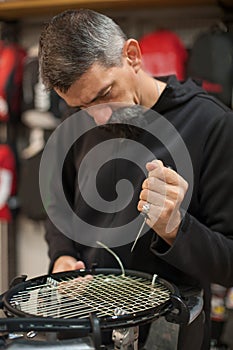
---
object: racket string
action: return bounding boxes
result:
[8,274,171,319]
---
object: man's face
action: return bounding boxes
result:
[55,57,141,125]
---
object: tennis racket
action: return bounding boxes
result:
[0,268,202,349]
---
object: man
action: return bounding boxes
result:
[38,9,233,349]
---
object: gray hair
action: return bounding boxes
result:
[38,9,127,92]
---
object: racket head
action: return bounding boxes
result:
[2,268,176,329]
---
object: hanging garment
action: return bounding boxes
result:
[139,29,188,80]
[0,40,26,122]
[187,24,233,108]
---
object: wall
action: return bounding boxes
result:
[19,5,225,49]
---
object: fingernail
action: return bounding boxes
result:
[146,162,158,171]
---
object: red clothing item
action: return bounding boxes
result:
[139,29,188,81]
[0,144,17,221]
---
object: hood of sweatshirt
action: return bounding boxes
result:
[154,75,207,114]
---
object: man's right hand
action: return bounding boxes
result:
[52,255,85,273]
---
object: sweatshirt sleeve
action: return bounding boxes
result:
[45,218,78,273]
[150,110,233,288]
[43,122,79,273]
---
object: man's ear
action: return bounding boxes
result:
[123,39,142,72]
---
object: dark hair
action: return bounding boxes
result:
[38,9,127,92]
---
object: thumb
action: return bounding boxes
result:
[146,159,163,172]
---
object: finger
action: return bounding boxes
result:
[138,199,150,213]
[74,261,85,270]
[140,184,166,205]
[142,177,166,195]
[137,199,163,224]
[143,178,186,201]
[148,165,182,187]
[146,159,163,172]
[59,274,93,295]
[138,199,162,216]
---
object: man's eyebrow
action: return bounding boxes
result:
[83,84,112,105]
[68,84,112,109]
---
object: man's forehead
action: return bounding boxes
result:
[64,64,114,105]
[79,62,112,84]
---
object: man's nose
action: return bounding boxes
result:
[88,105,113,125]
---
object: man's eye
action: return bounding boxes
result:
[102,88,111,98]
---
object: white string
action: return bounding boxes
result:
[96,241,125,277]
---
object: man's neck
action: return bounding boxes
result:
[140,72,167,108]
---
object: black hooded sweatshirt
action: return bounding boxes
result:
[45,75,233,349]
